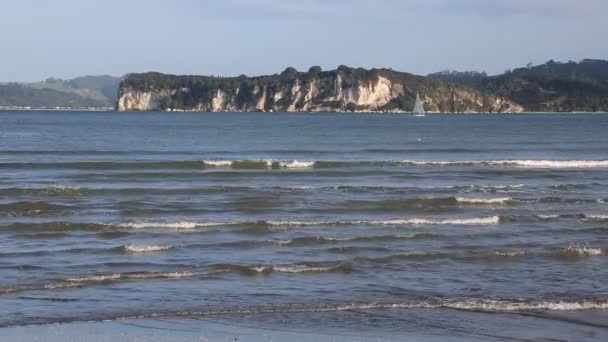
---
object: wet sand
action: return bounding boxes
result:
[3,308,608,341]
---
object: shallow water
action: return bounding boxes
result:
[1,111,607,338]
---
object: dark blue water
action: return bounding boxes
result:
[1,112,608,339]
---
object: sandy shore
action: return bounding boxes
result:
[2,309,608,341]
[0,317,443,342]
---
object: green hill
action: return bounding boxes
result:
[0,75,121,109]
[429,59,608,112]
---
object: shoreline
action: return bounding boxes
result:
[2,308,607,342]
[1,108,608,114]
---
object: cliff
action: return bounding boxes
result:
[117,66,523,113]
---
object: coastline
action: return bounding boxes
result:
[3,308,607,342]
[1,108,608,114]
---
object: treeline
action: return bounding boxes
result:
[0,75,121,109]
[429,59,608,112]
[0,83,107,108]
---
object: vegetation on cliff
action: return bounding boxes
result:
[429,59,608,112]
[119,66,515,113]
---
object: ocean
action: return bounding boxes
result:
[1,111,607,340]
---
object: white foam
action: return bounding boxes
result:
[455,197,512,204]
[494,250,527,257]
[561,246,603,256]
[202,159,315,169]
[66,274,121,283]
[368,216,501,226]
[282,185,316,189]
[189,299,608,316]
[252,265,343,273]
[452,184,525,191]
[441,299,608,312]
[43,185,83,196]
[584,215,608,221]
[268,217,500,227]
[498,160,608,168]
[119,221,222,229]
[127,271,204,279]
[203,160,233,167]
[281,160,316,169]
[535,214,561,220]
[124,244,172,253]
[401,159,608,169]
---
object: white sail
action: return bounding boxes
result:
[413,92,425,115]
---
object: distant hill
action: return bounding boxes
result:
[0,75,121,109]
[3,59,607,112]
[0,83,108,109]
[429,59,608,112]
[117,66,521,113]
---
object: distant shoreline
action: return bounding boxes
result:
[0,107,114,112]
[1,108,608,114]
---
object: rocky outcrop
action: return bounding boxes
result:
[117,66,523,113]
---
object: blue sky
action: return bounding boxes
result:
[1,0,606,81]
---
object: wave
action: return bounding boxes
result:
[276,233,438,247]
[0,201,71,217]
[0,263,350,295]
[0,161,208,170]
[437,298,608,312]
[2,216,501,234]
[494,250,527,257]
[449,184,525,192]
[0,185,257,197]
[534,214,561,220]
[246,264,352,274]
[266,217,501,227]
[3,296,607,328]
[0,222,114,233]
[555,246,604,258]
[123,244,173,253]
[203,159,315,169]
[118,221,224,229]
[190,297,608,314]
[0,185,86,197]
[364,216,502,226]
[5,158,607,171]
[399,159,608,168]
[329,197,514,213]
[454,197,512,204]
[583,215,608,222]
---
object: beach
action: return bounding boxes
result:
[1,111,607,340]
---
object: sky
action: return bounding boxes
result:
[1,0,606,81]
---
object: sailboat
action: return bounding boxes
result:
[413,92,426,117]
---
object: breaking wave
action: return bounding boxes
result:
[203,159,315,169]
[455,197,512,204]
[583,214,608,222]
[118,221,224,229]
[3,159,608,171]
[1,216,501,235]
[3,296,607,328]
[556,245,604,258]
[0,263,351,295]
[399,159,608,168]
[276,233,438,247]
[123,245,173,253]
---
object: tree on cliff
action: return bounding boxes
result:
[309,66,322,74]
